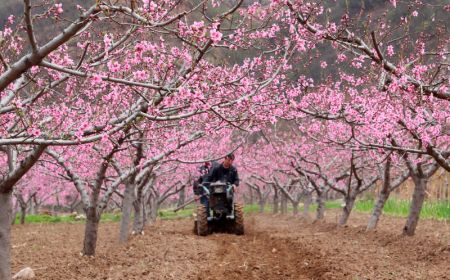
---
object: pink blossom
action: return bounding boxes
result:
[3,27,12,37]
[320,61,328,68]
[133,70,148,81]
[328,23,337,33]
[387,45,395,57]
[337,53,347,62]
[210,29,223,43]
[191,21,204,31]
[54,3,63,14]
[143,0,157,12]
[7,15,14,24]
[90,74,102,85]
[107,61,121,73]
[31,66,39,75]
[412,11,418,17]
[149,1,157,11]
[103,34,112,49]
[390,0,397,7]
[30,128,41,137]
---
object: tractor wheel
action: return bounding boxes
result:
[233,203,244,235]
[196,204,209,236]
[193,220,198,235]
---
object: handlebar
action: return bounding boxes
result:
[200,181,235,196]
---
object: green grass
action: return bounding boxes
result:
[14,213,122,224]
[158,199,449,221]
[355,199,450,220]
[14,199,450,224]
[158,205,196,220]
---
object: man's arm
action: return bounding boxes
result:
[232,168,240,186]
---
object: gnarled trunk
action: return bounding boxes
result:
[258,198,265,213]
[20,205,26,225]
[316,192,325,220]
[292,201,299,215]
[133,183,148,234]
[132,199,144,234]
[119,183,135,243]
[367,191,389,231]
[280,193,288,214]
[403,177,427,236]
[0,191,13,280]
[177,187,185,208]
[147,193,158,223]
[82,206,100,256]
[303,192,312,219]
[272,188,279,214]
[248,187,254,205]
[339,195,356,225]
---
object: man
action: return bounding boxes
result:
[198,153,239,217]
[205,153,239,188]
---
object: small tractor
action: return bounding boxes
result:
[194,181,244,236]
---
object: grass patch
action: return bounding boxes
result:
[15,214,74,224]
[15,199,449,224]
[355,198,450,220]
[100,213,122,222]
[14,213,122,224]
[158,205,195,220]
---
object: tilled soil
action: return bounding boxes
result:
[11,211,450,279]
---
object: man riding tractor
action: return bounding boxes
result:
[193,153,244,235]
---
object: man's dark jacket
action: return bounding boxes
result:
[204,163,239,186]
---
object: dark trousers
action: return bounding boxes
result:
[200,195,210,217]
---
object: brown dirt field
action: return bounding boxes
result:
[11,211,450,280]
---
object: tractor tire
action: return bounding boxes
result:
[193,220,198,235]
[233,203,244,235]
[196,204,209,236]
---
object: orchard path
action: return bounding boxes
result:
[11,212,450,279]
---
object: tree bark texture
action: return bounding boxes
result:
[0,191,13,280]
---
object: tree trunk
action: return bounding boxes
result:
[248,187,254,205]
[273,188,279,214]
[258,198,265,213]
[403,177,427,236]
[132,184,147,235]
[177,187,185,208]
[292,201,299,215]
[147,194,158,223]
[82,206,100,256]
[33,196,40,214]
[0,191,13,280]
[316,191,325,220]
[303,192,312,218]
[280,193,288,214]
[119,183,135,243]
[367,191,390,231]
[29,198,35,215]
[339,195,356,225]
[132,199,144,234]
[444,173,449,201]
[11,201,18,225]
[20,205,26,225]
[141,193,148,228]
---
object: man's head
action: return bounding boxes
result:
[223,153,235,168]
